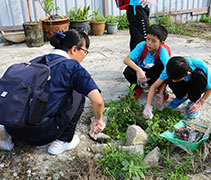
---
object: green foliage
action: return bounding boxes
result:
[116,14,129,30]
[99,144,147,180]
[200,14,211,23]
[104,84,142,140]
[34,0,59,16]
[68,6,91,21]
[155,14,195,36]
[159,149,201,179]
[143,107,185,152]
[106,15,118,23]
[90,7,105,22]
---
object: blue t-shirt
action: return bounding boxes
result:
[128,41,170,69]
[129,0,149,14]
[160,57,211,89]
[44,54,99,115]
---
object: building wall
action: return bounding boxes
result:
[0,0,210,26]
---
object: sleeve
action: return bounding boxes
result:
[159,47,170,66]
[159,67,169,80]
[128,41,145,64]
[72,64,100,96]
[189,57,211,89]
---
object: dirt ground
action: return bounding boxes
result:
[0,30,211,179]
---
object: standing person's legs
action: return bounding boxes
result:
[127,5,150,51]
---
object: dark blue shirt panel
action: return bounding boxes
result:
[44,54,99,115]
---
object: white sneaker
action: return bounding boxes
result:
[0,125,14,151]
[48,135,80,155]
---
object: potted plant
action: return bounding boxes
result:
[90,8,106,36]
[23,0,44,47]
[68,6,91,34]
[34,0,69,40]
[106,15,118,34]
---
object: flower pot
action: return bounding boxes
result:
[69,20,90,34]
[106,22,118,34]
[23,21,44,47]
[40,16,69,40]
[90,21,106,36]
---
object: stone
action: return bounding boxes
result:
[125,125,148,146]
[143,147,161,168]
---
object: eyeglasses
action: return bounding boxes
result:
[79,47,89,56]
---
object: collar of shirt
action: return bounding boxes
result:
[51,49,70,59]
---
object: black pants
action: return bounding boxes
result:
[127,5,150,51]
[123,59,164,88]
[167,69,207,102]
[6,90,85,146]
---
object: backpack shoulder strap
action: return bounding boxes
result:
[140,42,148,63]
[30,55,67,68]
[154,43,171,62]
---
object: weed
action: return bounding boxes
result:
[200,14,211,23]
[104,84,142,140]
[99,144,147,180]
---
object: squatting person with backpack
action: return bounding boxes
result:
[123,24,171,101]
[0,30,105,155]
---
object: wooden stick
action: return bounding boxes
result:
[27,0,33,22]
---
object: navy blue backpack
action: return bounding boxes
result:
[0,55,65,128]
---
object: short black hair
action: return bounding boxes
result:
[166,56,190,80]
[50,29,90,52]
[147,24,168,42]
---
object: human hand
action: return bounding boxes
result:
[139,0,152,7]
[156,94,164,110]
[136,70,146,84]
[90,118,105,137]
[188,101,201,114]
[143,104,153,119]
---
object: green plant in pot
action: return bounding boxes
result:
[68,6,91,34]
[90,7,106,36]
[34,0,69,40]
[106,15,118,34]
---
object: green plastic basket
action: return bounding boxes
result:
[160,120,209,152]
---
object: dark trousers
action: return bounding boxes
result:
[6,90,85,146]
[123,59,164,87]
[127,5,150,51]
[167,69,207,102]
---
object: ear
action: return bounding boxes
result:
[187,68,192,75]
[160,41,165,46]
[68,45,77,56]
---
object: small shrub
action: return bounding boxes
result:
[99,144,147,180]
[116,14,129,30]
[106,15,118,23]
[200,14,211,23]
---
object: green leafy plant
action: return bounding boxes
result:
[155,14,195,36]
[143,107,185,152]
[99,144,147,180]
[104,84,142,140]
[68,6,91,21]
[200,14,211,23]
[34,0,59,16]
[90,7,105,22]
[106,15,118,23]
[116,14,129,30]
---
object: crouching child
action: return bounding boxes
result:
[123,24,171,99]
[143,56,211,119]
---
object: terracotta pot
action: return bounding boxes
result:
[40,16,69,40]
[90,21,106,36]
[23,21,44,47]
